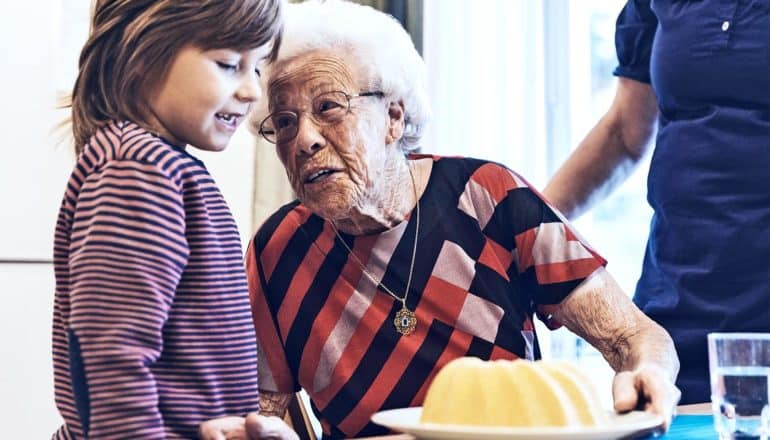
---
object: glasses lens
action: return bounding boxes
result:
[261,111,298,144]
[259,120,276,143]
[312,91,350,124]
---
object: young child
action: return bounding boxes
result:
[52,1,286,438]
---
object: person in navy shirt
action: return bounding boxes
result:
[545,0,770,404]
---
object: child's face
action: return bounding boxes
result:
[145,44,268,151]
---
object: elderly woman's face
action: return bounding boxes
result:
[266,50,403,220]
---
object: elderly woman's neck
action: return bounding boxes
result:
[333,158,428,235]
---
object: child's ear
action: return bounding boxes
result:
[385,100,405,145]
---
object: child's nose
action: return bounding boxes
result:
[236,75,261,103]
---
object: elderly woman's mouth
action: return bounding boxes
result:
[304,168,341,184]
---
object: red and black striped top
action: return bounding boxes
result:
[247,156,607,438]
[52,121,259,439]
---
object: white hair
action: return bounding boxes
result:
[250,0,431,151]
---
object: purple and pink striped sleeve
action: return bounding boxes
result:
[52,121,260,439]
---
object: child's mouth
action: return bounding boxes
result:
[215,112,240,128]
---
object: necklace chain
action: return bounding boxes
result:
[332,203,419,306]
[331,162,420,335]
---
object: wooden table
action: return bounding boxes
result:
[360,433,412,439]
[676,402,710,415]
[358,403,712,439]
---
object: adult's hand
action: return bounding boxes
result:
[613,362,681,430]
[199,416,248,440]
[551,268,681,432]
[200,414,299,440]
[245,413,299,440]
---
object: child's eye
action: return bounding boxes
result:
[255,67,262,78]
[217,62,237,72]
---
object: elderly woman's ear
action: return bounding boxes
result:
[385,100,406,145]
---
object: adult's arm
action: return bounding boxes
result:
[551,267,680,429]
[258,391,294,418]
[543,78,658,219]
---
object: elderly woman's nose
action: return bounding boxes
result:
[294,119,326,156]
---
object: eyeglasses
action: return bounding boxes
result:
[258,90,384,144]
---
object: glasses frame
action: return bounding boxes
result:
[258,90,384,144]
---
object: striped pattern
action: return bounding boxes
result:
[52,121,259,439]
[246,156,607,438]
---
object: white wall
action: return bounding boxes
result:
[0,1,75,260]
[1,1,73,435]
[0,265,61,434]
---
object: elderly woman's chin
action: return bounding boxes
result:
[299,189,356,221]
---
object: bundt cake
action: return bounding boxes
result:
[420,357,609,427]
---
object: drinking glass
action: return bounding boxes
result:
[709,333,770,439]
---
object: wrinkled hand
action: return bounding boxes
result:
[613,363,681,431]
[199,416,248,440]
[245,413,299,440]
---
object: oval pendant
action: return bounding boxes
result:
[394,306,417,336]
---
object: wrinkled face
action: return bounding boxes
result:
[267,50,402,220]
[146,44,268,151]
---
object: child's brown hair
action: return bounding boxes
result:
[71,0,282,152]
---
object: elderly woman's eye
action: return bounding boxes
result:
[274,114,296,130]
[317,99,344,113]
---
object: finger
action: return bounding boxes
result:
[639,376,671,427]
[199,426,226,440]
[612,371,639,413]
[222,427,249,440]
[637,373,681,431]
[259,415,298,440]
[618,366,682,432]
[199,416,247,440]
[245,414,299,440]
[244,413,263,437]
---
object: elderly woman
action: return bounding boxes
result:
[245,0,680,438]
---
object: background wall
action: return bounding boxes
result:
[1,1,77,435]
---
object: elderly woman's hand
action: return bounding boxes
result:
[613,362,681,430]
[199,414,298,440]
[199,416,249,440]
[551,268,681,432]
[245,413,299,440]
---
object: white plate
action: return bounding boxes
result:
[371,407,663,440]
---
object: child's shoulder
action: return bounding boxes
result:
[79,120,203,183]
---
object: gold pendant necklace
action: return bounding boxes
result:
[394,303,417,336]
[331,163,419,336]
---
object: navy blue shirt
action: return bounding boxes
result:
[615,0,770,404]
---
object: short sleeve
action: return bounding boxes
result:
[467,162,607,328]
[613,0,658,84]
[500,179,607,307]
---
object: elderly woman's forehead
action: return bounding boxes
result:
[270,51,361,88]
